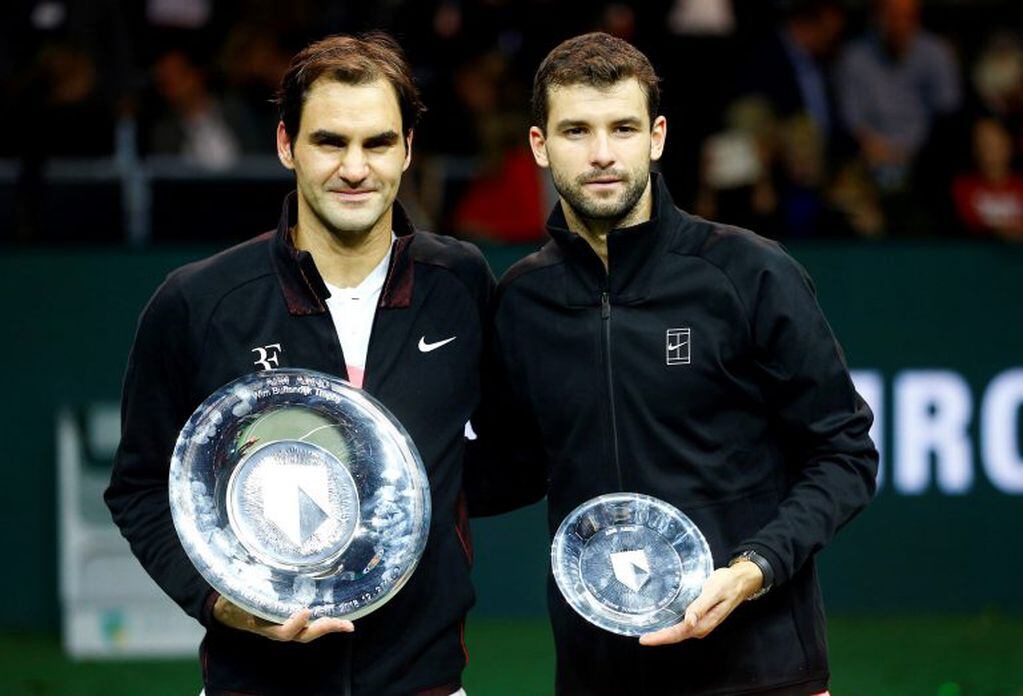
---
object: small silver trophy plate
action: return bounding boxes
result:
[169,369,430,623]
[552,493,713,636]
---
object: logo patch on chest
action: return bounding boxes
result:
[665,328,691,366]
[252,343,282,370]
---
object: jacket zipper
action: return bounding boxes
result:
[601,291,624,490]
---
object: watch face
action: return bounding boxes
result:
[169,369,431,623]
[551,493,713,637]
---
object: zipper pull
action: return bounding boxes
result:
[601,291,611,319]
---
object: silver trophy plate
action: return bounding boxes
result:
[552,493,713,636]
[169,369,431,623]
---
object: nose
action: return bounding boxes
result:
[339,147,369,184]
[590,131,615,169]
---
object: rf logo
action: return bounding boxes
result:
[252,344,282,371]
[665,328,690,366]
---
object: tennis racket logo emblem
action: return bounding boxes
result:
[665,328,691,366]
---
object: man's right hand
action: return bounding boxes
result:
[213,595,354,643]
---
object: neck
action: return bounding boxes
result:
[293,197,394,288]
[562,178,654,268]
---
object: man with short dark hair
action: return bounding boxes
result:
[482,32,878,694]
[106,33,488,695]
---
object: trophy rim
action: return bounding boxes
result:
[168,368,431,623]
[551,492,713,637]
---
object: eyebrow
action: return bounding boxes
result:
[554,119,590,131]
[364,130,401,148]
[612,117,644,128]
[308,129,401,147]
[553,117,644,131]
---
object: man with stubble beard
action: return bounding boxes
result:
[478,33,877,695]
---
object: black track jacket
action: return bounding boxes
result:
[479,174,878,695]
[105,193,493,695]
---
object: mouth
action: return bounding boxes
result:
[582,178,624,191]
[329,189,376,202]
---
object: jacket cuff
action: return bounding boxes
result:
[199,589,221,628]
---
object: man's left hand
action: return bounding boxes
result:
[638,561,763,646]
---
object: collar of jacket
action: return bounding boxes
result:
[269,191,416,316]
[545,172,682,304]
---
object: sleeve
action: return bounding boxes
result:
[104,277,220,626]
[731,247,879,586]
[463,285,549,517]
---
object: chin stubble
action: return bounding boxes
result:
[555,169,647,224]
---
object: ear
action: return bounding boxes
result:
[276,121,295,171]
[403,130,414,172]
[529,126,549,168]
[650,115,667,162]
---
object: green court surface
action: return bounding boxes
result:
[2,614,1020,695]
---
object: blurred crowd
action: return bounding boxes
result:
[4,0,1023,244]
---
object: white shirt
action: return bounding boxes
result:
[323,241,393,388]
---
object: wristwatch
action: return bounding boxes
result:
[729,549,774,601]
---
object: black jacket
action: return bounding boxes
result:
[483,174,878,695]
[105,193,493,695]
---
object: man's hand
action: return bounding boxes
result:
[638,561,763,646]
[213,595,354,643]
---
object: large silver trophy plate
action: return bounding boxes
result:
[552,493,713,636]
[169,369,430,623]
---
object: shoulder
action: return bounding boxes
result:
[411,230,494,299]
[675,213,783,266]
[678,215,811,306]
[497,240,562,293]
[165,231,276,301]
[138,232,276,336]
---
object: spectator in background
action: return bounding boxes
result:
[953,117,1023,240]
[971,32,1023,159]
[450,50,547,243]
[219,25,292,153]
[973,33,1023,119]
[19,41,116,157]
[836,0,961,196]
[736,0,846,141]
[718,0,850,239]
[6,0,134,242]
[775,112,831,236]
[655,0,742,207]
[827,160,885,237]
[149,49,242,169]
[695,98,780,236]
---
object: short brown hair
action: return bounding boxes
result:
[277,32,425,141]
[532,32,661,131]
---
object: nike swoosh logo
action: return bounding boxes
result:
[418,335,457,352]
[666,341,688,352]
